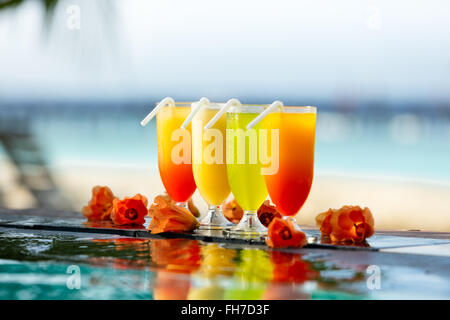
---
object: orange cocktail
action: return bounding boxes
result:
[263,107,316,217]
[156,103,196,205]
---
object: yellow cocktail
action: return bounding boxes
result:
[192,104,233,229]
[225,105,268,236]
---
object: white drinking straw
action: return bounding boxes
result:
[246,100,284,130]
[203,98,241,130]
[140,97,175,127]
[180,97,210,129]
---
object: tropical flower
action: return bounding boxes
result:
[222,199,243,224]
[266,217,307,248]
[315,205,374,243]
[81,186,115,221]
[148,193,200,218]
[110,194,148,226]
[257,200,282,227]
[148,195,199,234]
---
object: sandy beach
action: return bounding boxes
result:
[1,159,449,232]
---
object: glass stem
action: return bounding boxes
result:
[175,201,188,210]
[243,210,258,227]
[282,215,303,231]
[226,209,267,236]
[208,204,220,213]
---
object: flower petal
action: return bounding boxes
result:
[257,200,282,227]
[82,186,115,221]
[266,218,307,248]
[148,196,199,234]
[110,194,148,226]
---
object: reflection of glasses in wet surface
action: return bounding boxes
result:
[3,229,446,300]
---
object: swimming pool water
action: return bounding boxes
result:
[0,227,448,300]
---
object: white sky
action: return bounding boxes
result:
[0,0,450,102]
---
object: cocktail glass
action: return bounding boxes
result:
[225,104,269,237]
[192,103,234,229]
[156,103,197,209]
[263,106,316,229]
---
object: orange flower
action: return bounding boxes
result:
[148,194,170,217]
[148,193,170,218]
[315,205,374,243]
[148,195,199,234]
[222,199,243,224]
[81,186,115,221]
[266,217,307,248]
[110,194,148,226]
[257,200,282,227]
[148,193,200,218]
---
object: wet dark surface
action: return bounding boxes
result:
[0,226,449,300]
[1,210,448,251]
[0,209,449,299]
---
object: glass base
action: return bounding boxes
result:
[223,210,267,238]
[199,206,234,230]
[282,215,303,231]
[175,201,189,210]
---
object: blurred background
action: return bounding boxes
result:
[0,0,449,231]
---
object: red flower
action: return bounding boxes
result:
[110,194,148,226]
[315,205,374,243]
[266,217,307,248]
[257,200,282,227]
[81,186,115,221]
